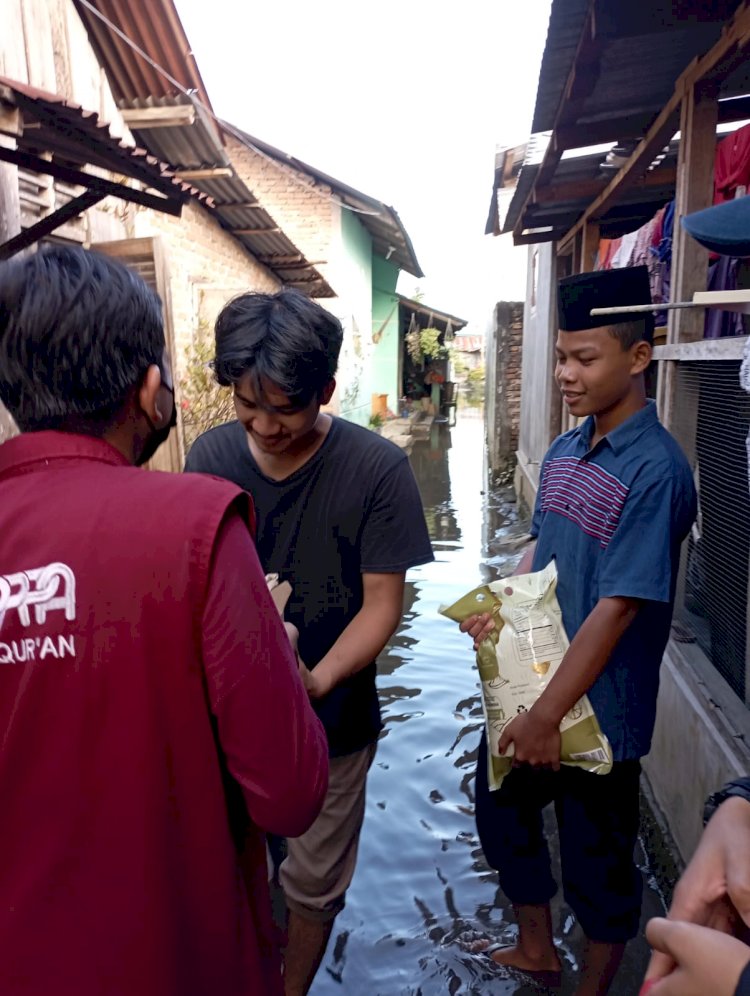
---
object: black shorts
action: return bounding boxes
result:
[475,734,643,943]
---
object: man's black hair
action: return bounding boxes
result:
[0,245,164,433]
[606,318,653,350]
[213,288,343,406]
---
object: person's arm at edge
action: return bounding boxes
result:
[300,571,405,699]
[202,510,328,836]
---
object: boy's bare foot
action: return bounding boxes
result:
[469,938,562,974]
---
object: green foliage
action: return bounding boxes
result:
[179,330,235,450]
[368,412,384,430]
[419,327,447,359]
[463,364,486,408]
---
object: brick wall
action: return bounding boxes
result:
[225,135,339,295]
[486,301,524,481]
[133,200,281,370]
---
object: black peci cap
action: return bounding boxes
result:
[558,265,654,337]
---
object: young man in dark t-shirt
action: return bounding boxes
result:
[185,289,434,996]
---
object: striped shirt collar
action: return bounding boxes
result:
[575,400,659,457]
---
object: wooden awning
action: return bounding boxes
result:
[0,76,212,259]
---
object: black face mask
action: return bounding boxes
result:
[136,386,177,467]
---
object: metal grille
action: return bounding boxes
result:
[671,359,750,701]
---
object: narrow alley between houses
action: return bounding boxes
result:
[311,413,667,996]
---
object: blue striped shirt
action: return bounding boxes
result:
[531,401,697,759]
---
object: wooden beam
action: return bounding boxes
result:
[535,166,677,205]
[556,110,661,149]
[232,227,281,236]
[0,146,183,216]
[0,189,105,260]
[121,105,196,129]
[512,229,566,246]
[256,254,304,265]
[175,167,233,180]
[654,336,749,361]
[668,82,718,344]
[580,221,600,272]
[267,262,316,270]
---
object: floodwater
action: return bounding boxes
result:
[310,413,667,996]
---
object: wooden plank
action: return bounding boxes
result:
[580,221,600,273]
[653,336,749,361]
[0,103,21,441]
[232,227,281,236]
[668,83,718,344]
[513,229,566,246]
[0,189,104,259]
[0,0,30,83]
[121,105,196,129]
[175,167,233,180]
[0,146,183,216]
[556,110,661,149]
[20,0,57,92]
[535,167,677,205]
[92,237,185,473]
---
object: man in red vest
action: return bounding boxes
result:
[0,246,328,996]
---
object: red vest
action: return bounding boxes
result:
[0,432,281,995]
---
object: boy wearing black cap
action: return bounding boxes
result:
[462,265,697,995]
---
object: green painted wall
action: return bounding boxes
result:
[337,208,373,425]
[371,254,401,414]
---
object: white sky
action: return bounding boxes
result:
[174,0,552,331]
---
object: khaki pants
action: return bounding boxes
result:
[280,742,376,923]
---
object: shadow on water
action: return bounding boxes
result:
[310,415,665,996]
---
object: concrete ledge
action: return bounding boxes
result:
[645,640,750,861]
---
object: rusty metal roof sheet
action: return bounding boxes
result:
[229,128,424,279]
[73,0,213,111]
[0,76,208,209]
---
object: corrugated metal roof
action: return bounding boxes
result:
[229,128,425,279]
[0,76,208,210]
[117,96,335,297]
[507,0,745,244]
[122,95,229,170]
[531,0,588,133]
[397,295,468,332]
[73,0,213,110]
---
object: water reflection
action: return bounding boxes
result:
[310,417,662,995]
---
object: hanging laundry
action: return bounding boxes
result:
[714,122,750,204]
[704,255,746,339]
[611,229,639,268]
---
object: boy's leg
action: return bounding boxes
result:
[555,761,643,996]
[280,743,376,996]
[474,733,561,971]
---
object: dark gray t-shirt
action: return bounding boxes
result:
[185,416,434,756]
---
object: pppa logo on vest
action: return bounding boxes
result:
[0,562,76,664]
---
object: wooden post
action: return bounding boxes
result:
[581,222,600,273]
[0,103,20,443]
[669,82,718,345]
